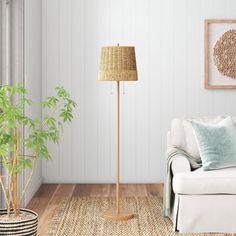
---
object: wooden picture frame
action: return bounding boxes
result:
[204,19,236,89]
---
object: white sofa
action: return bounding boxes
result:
[168,117,236,233]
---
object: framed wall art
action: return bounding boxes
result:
[204,19,236,89]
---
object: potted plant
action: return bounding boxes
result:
[0,83,76,235]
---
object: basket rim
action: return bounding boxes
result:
[0,208,38,224]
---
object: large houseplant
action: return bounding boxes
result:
[0,84,76,235]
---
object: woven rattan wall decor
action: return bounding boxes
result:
[204,19,236,89]
[213,29,236,79]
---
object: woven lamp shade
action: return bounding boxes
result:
[99,46,138,81]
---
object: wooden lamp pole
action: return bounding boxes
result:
[99,44,138,221]
[116,80,120,215]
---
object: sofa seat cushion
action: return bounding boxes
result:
[173,167,236,194]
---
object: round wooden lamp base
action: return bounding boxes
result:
[102,211,134,221]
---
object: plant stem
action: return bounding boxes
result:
[0,176,10,216]
[8,128,19,215]
[7,176,12,216]
[17,101,61,206]
[19,160,35,204]
[18,154,36,159]
[13,128,19,214]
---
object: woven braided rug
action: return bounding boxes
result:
[46,197,233,236]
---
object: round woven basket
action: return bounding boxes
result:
[0,208,38,236]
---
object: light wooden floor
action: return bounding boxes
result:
[27,184,163,236]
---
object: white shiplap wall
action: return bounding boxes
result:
[42,0,236,183]
[24,0,42,205]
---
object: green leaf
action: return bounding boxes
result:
[0,84,76,178]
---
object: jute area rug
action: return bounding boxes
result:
[46,197,233,236]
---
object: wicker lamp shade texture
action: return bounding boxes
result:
[99,46,138,81]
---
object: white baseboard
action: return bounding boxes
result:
[42,176,163,184]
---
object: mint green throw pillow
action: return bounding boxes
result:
[191,117,236,170]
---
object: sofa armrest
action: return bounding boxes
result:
[171,155,191,175]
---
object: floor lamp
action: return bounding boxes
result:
[99,45,138,221]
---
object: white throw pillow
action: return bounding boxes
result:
[171,118,186,149]
[183,116,224,160]
[183,120,200,159]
